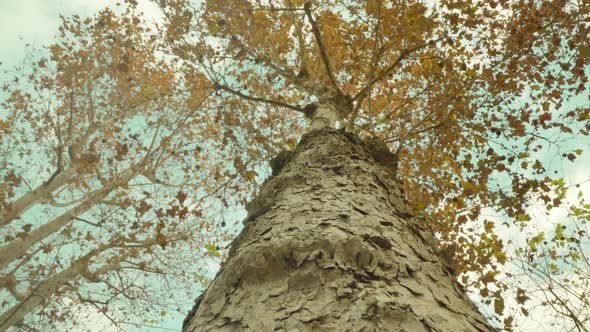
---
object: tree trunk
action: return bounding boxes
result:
[183,129,495,332]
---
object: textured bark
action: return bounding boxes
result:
[184,129,496,332]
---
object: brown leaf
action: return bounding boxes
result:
[176,190,187,205]
[494,297,505,315]
[117,62,129,72]
[567,153,576,161]
[516,288,529,304]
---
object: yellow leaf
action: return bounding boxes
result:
[246,170,257,180]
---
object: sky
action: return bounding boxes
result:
[0,0,115,67]
[0,1,589,331]
[0,0,164,69]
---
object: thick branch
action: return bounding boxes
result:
[0,167,78,228]
[303,2,343,96]
[0,169,137,271]
[214,83,304,113]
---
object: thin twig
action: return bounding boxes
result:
[352,35,447,103]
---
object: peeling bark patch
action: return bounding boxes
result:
[405,263,418,276]
[183,129,496,332]
[362,234,393,250]
[399,279,424,296]
[259,227,273,237]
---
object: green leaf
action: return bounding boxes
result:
[205,243,220,257]
[528,232,545,248]
[517,152,530,159]
[551,178,565,187]
[515,213,531,222]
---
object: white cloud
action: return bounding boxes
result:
[0,0,162,68]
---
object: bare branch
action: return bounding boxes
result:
[345,0,383,130]
[214,82,304,113]
[74,217,107,227]
[0,233,172,331]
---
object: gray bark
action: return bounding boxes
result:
[183,129,496,332]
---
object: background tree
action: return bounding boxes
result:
[510,188,590,331]
[0,7,238,331]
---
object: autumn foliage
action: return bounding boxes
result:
[1,0,589,330]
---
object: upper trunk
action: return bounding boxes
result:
[183,129,496,331]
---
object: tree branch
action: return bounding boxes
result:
[214,82,304,113]
[303,2,343,96]
[0,168,138,271]
[0,167,77,228]
[352,35,447,103]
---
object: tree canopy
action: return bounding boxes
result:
[1,0,589,330]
